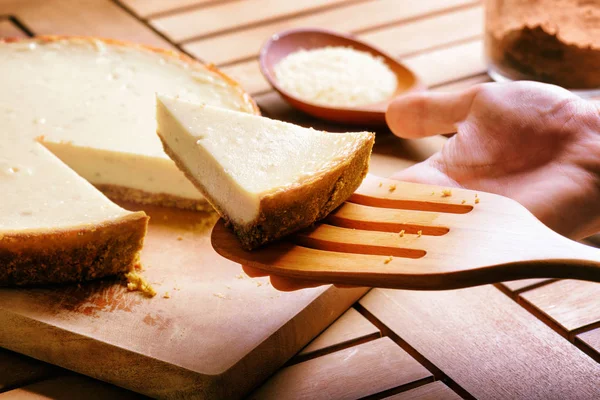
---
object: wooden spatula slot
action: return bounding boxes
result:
[327,203,450,236]
[294,225,427,259]
[349,193,473,214]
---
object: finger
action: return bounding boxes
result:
[241,265,269,278]
[270,275,326,292]
[386,85,481,139]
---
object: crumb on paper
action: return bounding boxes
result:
[388,184,397,192]
[461,200,466,204]
[378,182,383,187]
[417,230,422,237]
[177,236,183,241]
[442,189,452,197]
[431,191,435,196]
[225,284,231,290]
[399,230,405,237]
[163,292,171,299]
[475,198,480,204]
[255,280,263,287]
[475,193,478,198]
[384,256,393,264]
[235,273,245,280]
[125,271,157,298]
[173,287,181,291]
[213,292,228,299]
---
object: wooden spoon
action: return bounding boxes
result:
[211,175,600,290]
[259,28,424,125]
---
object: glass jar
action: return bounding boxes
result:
[485,0,600,97]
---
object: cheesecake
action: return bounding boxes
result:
[0,140,148,285]
[0,36,256,285]
[0,36,258,211]
[156,96,375,250]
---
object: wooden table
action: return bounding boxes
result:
[1,1,599,398]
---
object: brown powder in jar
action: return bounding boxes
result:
[486,0,600,89]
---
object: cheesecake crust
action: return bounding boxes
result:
[0,212,148,286]
[97,184,215,212]
[160,132,374,250]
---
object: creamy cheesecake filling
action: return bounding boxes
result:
[156,95,372,224]
[0,38,256,202]
[0,141,131,232]
[42,142,203,201]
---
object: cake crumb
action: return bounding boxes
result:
[235,273,245,279]
[213,292,228,299]
[255,280,263,287]
[163,292,171,299]
[461,199,466,204]
[225,284,231,290]
[475,198,480,204]
[431,191,435,196]
[384,256,393,264]
[177,236,183,241]
[417,230,422,237]
[388,184,397,192]
[399,230,405,237]
[441,189,452,197]
[378,182,383,187]
[125,271,156,298]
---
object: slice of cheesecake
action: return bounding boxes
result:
[0,141,148,286]
[156,95,375,250]
[0,36,258,211]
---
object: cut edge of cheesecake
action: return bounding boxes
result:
[156,96,375,250]
[4,35,260,212]
[0,212,148,286]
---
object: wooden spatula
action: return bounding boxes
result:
[211,175,600,290]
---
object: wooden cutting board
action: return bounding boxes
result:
[0,203,367,399]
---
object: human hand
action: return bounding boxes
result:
[245,81,600,290]
[388,81,600,240]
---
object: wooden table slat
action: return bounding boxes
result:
[0,19,27,38]
[183,0,479,66]
[0,0,174,49]
[0,376,144,400]
[403,39,485,87]
[119,0,218,18]
[294,307,380,362]
[249,337,432,400]
[359,5,482,59]
[0,348,61,393]
[383,381,461,400]
[519,280,600,333]
[359,286,600,399]
[431,73,490,91]
[150,0,349,43]
[498,278,554,294]
[575,328,600,363]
